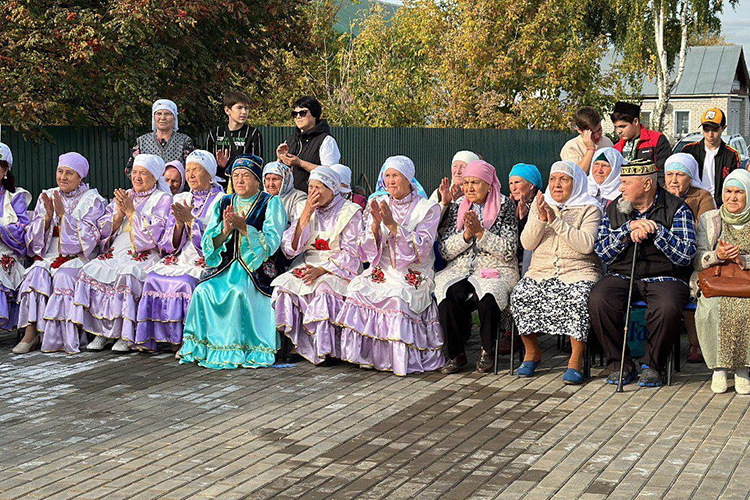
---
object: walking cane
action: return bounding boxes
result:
[617,241,638,393]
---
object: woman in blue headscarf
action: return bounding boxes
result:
[178,155,288,369]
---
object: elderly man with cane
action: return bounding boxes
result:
[588,158,697,388]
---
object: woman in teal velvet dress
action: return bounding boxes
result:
[178,155,287,369]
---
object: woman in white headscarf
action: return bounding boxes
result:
[330,163,366,209]
[75,154,173,353]
[134,150,225,353]
[511,160,603,384]
[271,166,364,365]
[587,147,624,208]
[664,153,715,221]
[693,169,750,394]
[127,99,195,176]
[336,156,445,376]
[262,160,307,222]
[430,150,480,215]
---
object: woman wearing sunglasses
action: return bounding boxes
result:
[275,96,341,193]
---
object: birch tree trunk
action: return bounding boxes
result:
[652,0,689,133]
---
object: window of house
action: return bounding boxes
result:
[641,111,651,129]
[674,111,690,136]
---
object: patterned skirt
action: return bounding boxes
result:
[510,277,595,342]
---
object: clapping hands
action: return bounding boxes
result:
[535,192,556,224]
[370,199,397,236]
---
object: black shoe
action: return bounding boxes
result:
[638,364,663,388]
[441,354,467,374]
[476,349,494,373]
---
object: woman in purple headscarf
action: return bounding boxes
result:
[271,166,363,365]
[0,142,31,337]
[74,154,173,354]
[336,156,445,376]
[133,150,224,353]
[12,153,106,354]
[164,160,186,195]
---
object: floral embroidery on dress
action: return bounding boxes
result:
[370,267,385,284]
[194,257,206,268]
[261,260,277,278]
[292,267,306,279]
[51,255,76,269]
[128,249,151,262]
[98,248,114,260]
[314,238,330,251]
[0,255,15,273]
[405,268,426,289]
[163,255,179,266]
[53,287,75,297]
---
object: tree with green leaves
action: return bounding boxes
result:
[0,0,305,136]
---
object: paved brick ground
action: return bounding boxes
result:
[1,331,749,500]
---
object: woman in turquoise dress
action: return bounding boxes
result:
[178,155,287,369]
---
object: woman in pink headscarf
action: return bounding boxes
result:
[13,152,106,354]
[435,160,519,374]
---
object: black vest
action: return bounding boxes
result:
[607,188,691,281]
[203,193,284,297]
[285,120,333,192]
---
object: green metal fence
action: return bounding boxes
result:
[1,126,572,200]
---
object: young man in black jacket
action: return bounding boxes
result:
[680,108,740,207]
[206,91,263,185]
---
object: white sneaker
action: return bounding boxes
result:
[711,369,728,394]
[735,368,750,395]
[111,339,131,353]
[87,336,110,351]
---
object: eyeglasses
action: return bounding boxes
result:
[291,109,308,118]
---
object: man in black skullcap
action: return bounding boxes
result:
[611,102,672,186]
[588,158,697,388]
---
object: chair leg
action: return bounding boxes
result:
[494,330,500,376]
[509,322,515,376]
[584,341,590,380]
[666,348,674,386]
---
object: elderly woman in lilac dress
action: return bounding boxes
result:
[0,143,32,334]
[12,153,106,354]
[133,150,224,353]
[271,166,363,364]
[336,156,445,376]
[75,154,173,353]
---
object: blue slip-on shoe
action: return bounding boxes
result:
[638,364,663,388]
[517,360,540,377]
[562,368,584,385]
[605,367,637,385]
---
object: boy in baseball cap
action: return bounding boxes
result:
[681,107,739,209]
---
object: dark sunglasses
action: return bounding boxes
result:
[702,124,721,132]
[291,109,308,118]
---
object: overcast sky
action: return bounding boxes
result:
[720,1,750,54]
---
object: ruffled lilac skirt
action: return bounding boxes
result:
[18,267,89,354]
[336,293,445,376]
[134,271,198,352]
[274,285,344,364]
[73,272,142,341]
[0,284,18,331]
